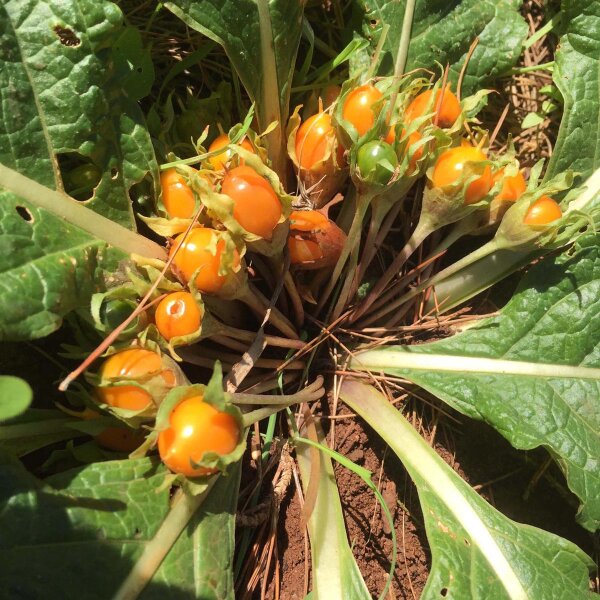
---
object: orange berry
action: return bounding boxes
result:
[169,228,240,294]
[160,168,196,219]
[523,195,562,225]
[342,84,384,137]
[432,145,492,204]
[287,210,346,269]
[295,112,336,170]
[97,349,174,411]
[221,166,282,239]
[405,85,462,128]
[208,134,254,171]
[155,291,202,341]
[158,394,240,477]
[493,170,527,203]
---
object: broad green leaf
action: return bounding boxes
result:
[355,0,528,94]
[0,0,159,340]
[0,376,32,421]
[547,0,600,180]
[296,427,371,600]
[164,0,304,180]
[0,453,239,599]
[351,233,600,531]
[340,381,596,600]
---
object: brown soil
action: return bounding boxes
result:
[254,397,598,599]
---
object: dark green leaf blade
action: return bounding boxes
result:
[546,0,600,180]
[357,0,528,94]
[0,0,158,340]
[0,454,239,599]
[0,376,32,421]
[351,234,600,531]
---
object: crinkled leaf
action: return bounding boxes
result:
[547,0,600,180]
[0,0,158,341]
[354,0,528,95]
[0,453,239,599]
[351,233,600,531]
[340,381,596,599]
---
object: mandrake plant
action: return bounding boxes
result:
[1,0,599,598]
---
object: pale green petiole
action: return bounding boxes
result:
[350,348,600,381]
[0,163,167,260]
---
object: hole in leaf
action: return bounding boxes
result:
[440,588,448,597]
[15,206,33,222]
[111,167,119,180]
[369,18,379,27]
[53,25,81,47]
[57,152,101,201]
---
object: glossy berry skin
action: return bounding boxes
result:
[295,112,337,170]
[357,140,398,184]
[155,291,202,341]
[169,228,240,294]
[97,349,175,411]
[432,145,492,205]
[493,170,527,203]
[208,134,254,171]
[221,166,282,239]
[523,195,562,225]
[288,210,346,270]
[158,394,240,477]
[342,84,384,138]
[405,86,461,128]
[160,168,196,219]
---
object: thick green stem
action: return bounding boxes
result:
[112,482,216,600]
[352,217,432,323]
[256,0,287,184]
[317,192,372,313]
[362,220,464,322]
[0,163,166,260]
[242,381,323,426]
[422,248,535,315]
[330,238,360,320]
[387,0,417,115]
[235,376,323,407]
